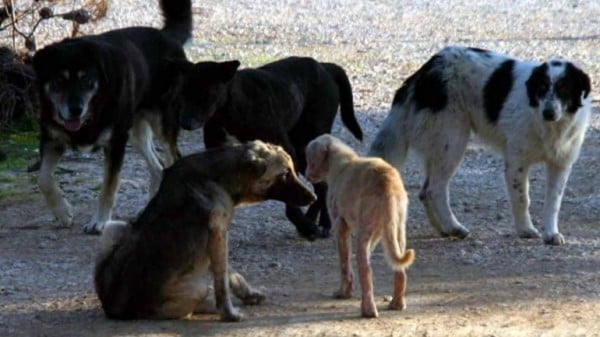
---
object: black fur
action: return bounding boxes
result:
[399,55,447,112]
[177,56,363,240]
[561,62,591,113]
[467,47,492,56]
[483,60,515,124]
[525,63,550,108]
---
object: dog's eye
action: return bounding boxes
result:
[86,78,96,89]
[537,82,549,96]
[555,82,569,96]
[49,78,64,91]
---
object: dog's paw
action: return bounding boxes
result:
[542,232,565,246]
[241,290,265,306]
[318,226,331,239]
[361,303,379,319]
[388,296,406,311]
[296,225,319,241]
[517,227,542,239]
[441,226,470,239]
[57,213,74,228]
[54,202,74,227]
[83,219,106,235]
[220,307,244,322]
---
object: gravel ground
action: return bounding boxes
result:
[1,1,599,336]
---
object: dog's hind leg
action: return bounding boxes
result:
[333,218,353,299]
[131,119,164,196]
[156,279,210,319]
[38,142,72,227]
[356,228,378,318]
[229,271,265,305]
[418,124,470,239]
[84,136,127,234]
[389,268,407,311]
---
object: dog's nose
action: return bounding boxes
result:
[69,105,84,118]
[543,108,556,121]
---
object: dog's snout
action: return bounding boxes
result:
[543,108,557,121]
[266,173,317,206]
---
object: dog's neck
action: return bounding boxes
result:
[326,148,358,181]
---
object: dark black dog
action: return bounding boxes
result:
[33,0,192,233]
[95,140,316,320]
[174,57,363,240]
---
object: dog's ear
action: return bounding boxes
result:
[160,58,193,99]
[307,137,331,172]
[217,60,240,81]
[525,63,550,108]
[564,62,591,113]
[241,149,268,178]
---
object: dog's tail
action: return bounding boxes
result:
[321,62,363,141]
[160,0,193,45]
[368,103,409,170]
[381,196,415,270]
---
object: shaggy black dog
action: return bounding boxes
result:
[174,56,363,240]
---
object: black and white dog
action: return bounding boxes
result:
[370,46,591,245]
[33,0,192,233]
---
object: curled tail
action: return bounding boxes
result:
[381,196,415,270]
[160,0,193,45]
[321,62,363,141]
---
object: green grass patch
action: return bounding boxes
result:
[0,125,39,201]
[0,129,39,172]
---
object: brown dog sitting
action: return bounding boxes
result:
[305,134,415,318]
[95,140,316,321]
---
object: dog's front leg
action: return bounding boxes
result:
[38,143,72,227]
[209,227,243,322]
[84,137,126,234]
[541,163,571,245]
[504,160,540,239]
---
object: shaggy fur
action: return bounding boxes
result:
[171,56,364,240]
[370,46,592,245]
[95,140,316,320]
[33,0,193,233]
[305,134,415,318]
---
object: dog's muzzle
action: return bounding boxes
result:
[267,174,317,206]
[543,108,557,121]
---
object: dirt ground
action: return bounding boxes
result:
[1,1,600,336]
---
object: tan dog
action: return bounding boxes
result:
[305,134,415,318]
